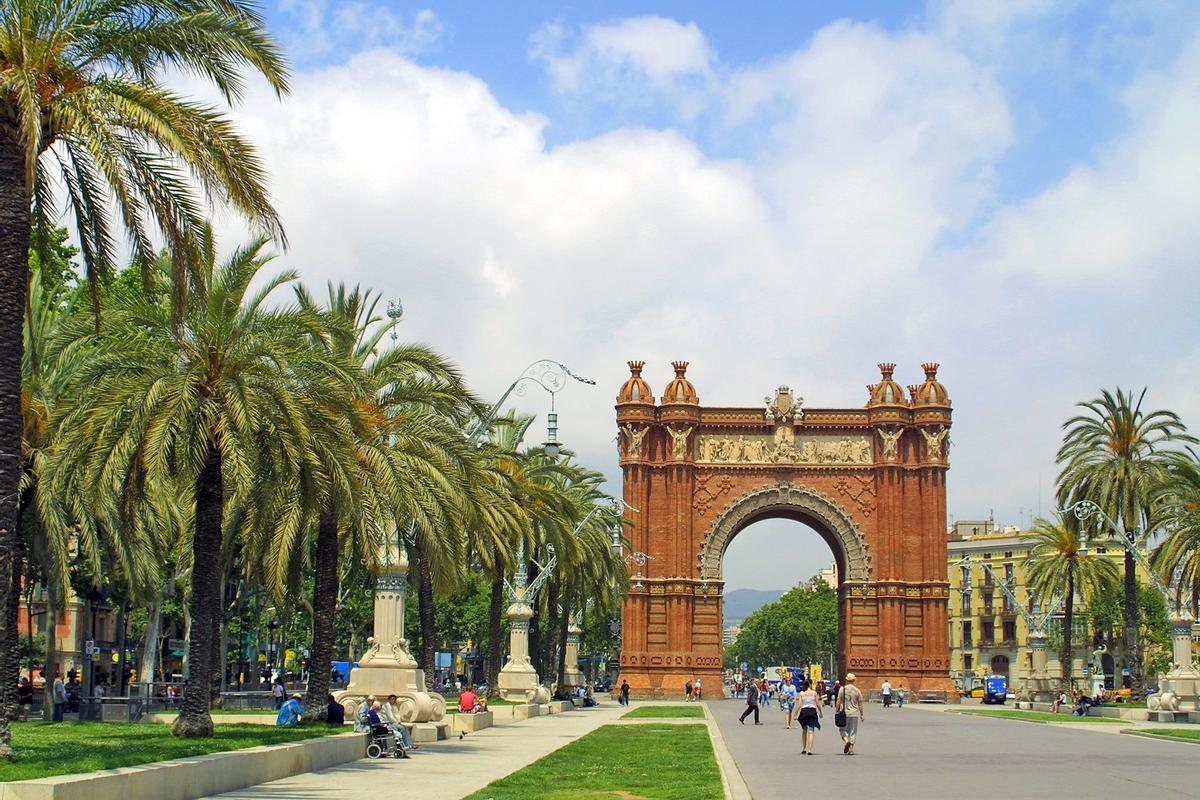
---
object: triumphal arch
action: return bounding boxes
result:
[615,361,955,698]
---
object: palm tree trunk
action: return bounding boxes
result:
[1,523,21,734]
[209,575,225,708]
[172,442,222,738]
[41,563,58,714]
[139,591,162,698]
[410,537,436,691]
[527,558,541,677]
[1061,569,1074,689]
[544,578,560,683]
[487,570,503,698]
[0,129,32,758]
[1123,548,1142,696]
[304,507,338,719]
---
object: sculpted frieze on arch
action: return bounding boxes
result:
[694,432,872,465]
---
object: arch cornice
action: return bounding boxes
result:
[697,484,872,583]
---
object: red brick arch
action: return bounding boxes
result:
[614,362,955,699]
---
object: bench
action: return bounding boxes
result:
[917,690,949,703]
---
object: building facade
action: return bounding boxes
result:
[947,521,1147,692]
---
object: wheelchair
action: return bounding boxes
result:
[366,724,408,759]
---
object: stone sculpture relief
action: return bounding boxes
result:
[667,425,694,461]
[695,434,872,465]
[619,423,649,459]
[877,427,902,462]
[921,425,950,462]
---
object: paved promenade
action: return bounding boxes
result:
[711,699,1198,799]
[202,702,627,800]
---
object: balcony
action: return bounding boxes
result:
[979,638,995,648]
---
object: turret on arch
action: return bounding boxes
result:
[616,362,955,698]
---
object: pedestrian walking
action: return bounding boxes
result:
[836,673,865,755]
[685,679,693,702]
[881,678,893,708]
[781,679,797,729]
[272,677,286,710]
[694,678,702,701]
[16,676,33,721]
[896,683,906,708]
[620,680,630,706]
[739,680,761,725]
[52,673,66,722]
[797,681,823,754]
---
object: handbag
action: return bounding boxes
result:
[834,688,847,728]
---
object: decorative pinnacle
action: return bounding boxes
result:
[627,360,645,376]
[907,384,921,399]
[866,383,877,395]
[922,362,940,378]
[671,361,689,377]
[878,363,896,379]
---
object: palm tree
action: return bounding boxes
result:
[47,240,348,737]
[1151,453,1200,616]
[265,284,480,717]
[0,0,288,755]
[1024,515,1120,688]
[1056,388,1195,696]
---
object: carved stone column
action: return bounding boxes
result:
[1023,632,1055,702]
[561,616,584,689]
[497,598,551,703]
[333,539,446,722]
[1148,615,1199,714]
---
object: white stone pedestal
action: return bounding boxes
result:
[561,620,584,690]
[1147,617,1199,713]
[333,542,445,722]
[497,599,551,704]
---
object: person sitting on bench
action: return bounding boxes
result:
[459,685,487,713]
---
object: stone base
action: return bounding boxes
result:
[451,712,493,732]
[547,701,571,714]
[1148,710,1188,724]
[333,665,446,723]
[509,703,542,719]
[405,721,449,743]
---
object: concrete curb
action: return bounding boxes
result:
[701,703,752,800]
[0,732,367,800]
[1120,730,1200,746]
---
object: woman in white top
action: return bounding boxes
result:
[797,681,823,755]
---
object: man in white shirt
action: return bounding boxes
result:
[881,679,893,708]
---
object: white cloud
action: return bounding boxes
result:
[277,2,445,59]
[973,34,1200,285]
[196,9,1199,536]
[529,15,713,114]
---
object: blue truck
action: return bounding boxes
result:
[982,674,1009,705]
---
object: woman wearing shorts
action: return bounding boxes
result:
[797,681,823,754]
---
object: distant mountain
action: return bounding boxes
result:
[723,588,785,624]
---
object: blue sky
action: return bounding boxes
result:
[209,1,1200,590]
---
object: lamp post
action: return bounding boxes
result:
[1063,499,1198,713]
[467,359,595,452]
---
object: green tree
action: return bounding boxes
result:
[728,579,838,671]
[1084,580,1172,680]
[1024,516,1120,688]
[1056,388,1195,696]
[47,239,348,737]
[0,0,289,757]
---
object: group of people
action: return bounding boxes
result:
[738,672,866,755]
[349,694,420,757]
[683,678,704,701]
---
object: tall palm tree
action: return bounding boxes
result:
[1151,453,1200,615]
[265,284,480,717]
[0,0,288,755]
[1024,515,1120,688]
[47,240,350,737]
[1056,388,1195,696]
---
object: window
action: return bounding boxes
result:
[1003,592,1014,613]
[1004,551,1013,559]
[983,591,994,615]
[1004,563,1014,583]
[960,566,971,589]
[962,621,972,646]
[961,592,971,614]
[963,654,973,672]
[981,620,994,644]
[1003,620,1017,642]
[983,552,991,559]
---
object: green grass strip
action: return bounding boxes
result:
[622,705,706,719]
[465,723,722,800]
[1,721,340,782]
[953,708,1124,724]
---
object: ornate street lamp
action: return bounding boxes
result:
[467,359,595,454]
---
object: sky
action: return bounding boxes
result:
[196,0,1199,592]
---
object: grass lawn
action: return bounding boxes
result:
[1,721,340,782]
[465,723,722,800]
[953,708,1124,724]
[622,705,706,719]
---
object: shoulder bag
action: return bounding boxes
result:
[834,688,847,728]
